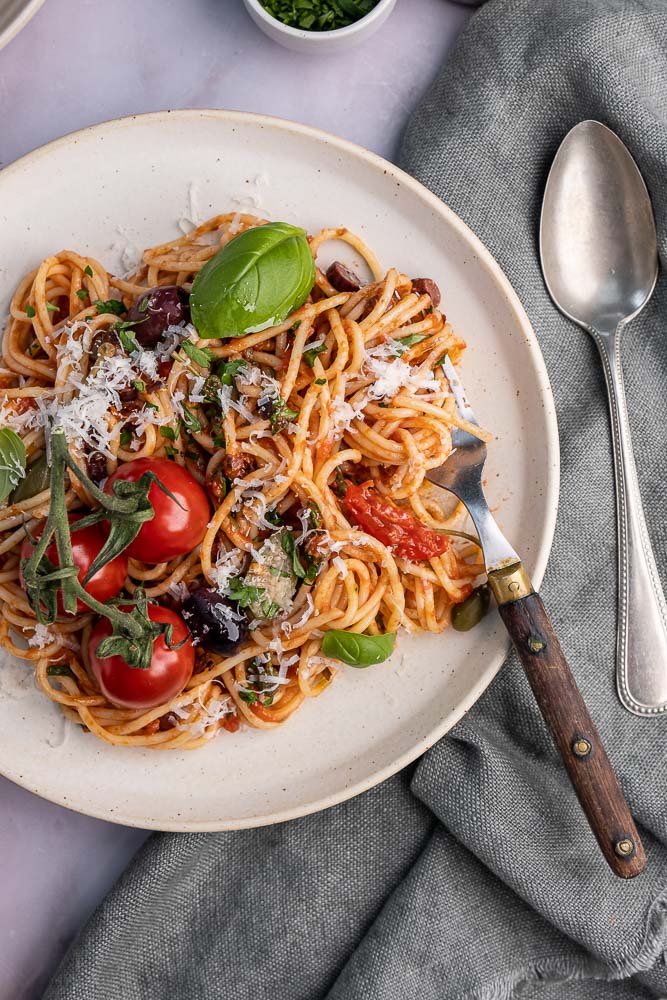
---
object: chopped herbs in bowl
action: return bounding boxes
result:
[260,0,379,31]
[243,0,396,52]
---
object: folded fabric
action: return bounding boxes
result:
[45,1,667,997]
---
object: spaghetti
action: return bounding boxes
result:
[0,213,487,749]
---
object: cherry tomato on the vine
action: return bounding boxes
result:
[88,604,194,710]
[105,457,210,564]
[20,514,128,616]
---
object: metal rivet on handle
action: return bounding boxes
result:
[572,738,592,757]
[528,636,545,653]
[614,838,635,858]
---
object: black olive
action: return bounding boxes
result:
[181,588,248,655]
[326,261,363,293]
[127,285,191,348]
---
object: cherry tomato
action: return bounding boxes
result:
[88,604,194,710]
[343,481,449,562]
[105,458,210,563]
[20,514,128,616]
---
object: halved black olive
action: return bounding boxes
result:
[181,588,248,655]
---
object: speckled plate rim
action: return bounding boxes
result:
[0,109,559,831]
[0,0,46,51]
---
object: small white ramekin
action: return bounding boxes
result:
[242,0,397,54]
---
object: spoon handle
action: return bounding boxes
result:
[595,331,667,715]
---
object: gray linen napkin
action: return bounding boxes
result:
[45,1,667,997]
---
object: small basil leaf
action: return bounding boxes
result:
[0,428,27,504]
[321,629,396,667]
[190,222,316,339]
[10,451,49,503]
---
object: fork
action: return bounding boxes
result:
[426,358,645,878]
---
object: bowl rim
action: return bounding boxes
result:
[243,0,395,40]
[0,108,560,831]
[0,0,47,52]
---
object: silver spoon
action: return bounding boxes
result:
[540,119,667,716]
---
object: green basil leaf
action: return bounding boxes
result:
[321,629,396,667]
[10,451,48,503]
[0,428,27,504]
[190,222,315,339]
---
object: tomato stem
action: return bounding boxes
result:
[20,428,171,670]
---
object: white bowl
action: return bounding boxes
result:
[243,0,397,53]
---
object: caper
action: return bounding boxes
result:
[10,452,49,503]
[451,583,491,632]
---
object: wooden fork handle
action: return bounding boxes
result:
[489,567,645,878]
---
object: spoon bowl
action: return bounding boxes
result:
[540,120,667,715]
[540,120,658,333]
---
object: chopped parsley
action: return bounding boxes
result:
[46,302,59,314]
[159,425,179,442]
[303,341,327,367]
[47,664,75,678]
[76,289,89,301]
[393,333,429,355]
[132,379,146,393]
[315,378,326,385]
[119,428,133,447]
[227,577,266,609]
[181,404,202,434]
[281,528,320,585]
[268,395,298,434]
[95,299,127,316]
[25,304,35,318]
[117,325,139,353]
[216,359,246,385]
[181,341,214,368]
[239,690,258,704]
[259,0,378,31]
[84,265,94,278]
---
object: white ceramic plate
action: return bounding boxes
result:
[0,0,45,50]
[0,110,559,831]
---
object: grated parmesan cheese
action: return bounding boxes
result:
[364,355,437,401]
[27,624,54,648]
[208,547,246,595]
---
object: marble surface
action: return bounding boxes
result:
[0,1,470,996]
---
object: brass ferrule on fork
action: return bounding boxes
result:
[487,562,534,606]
